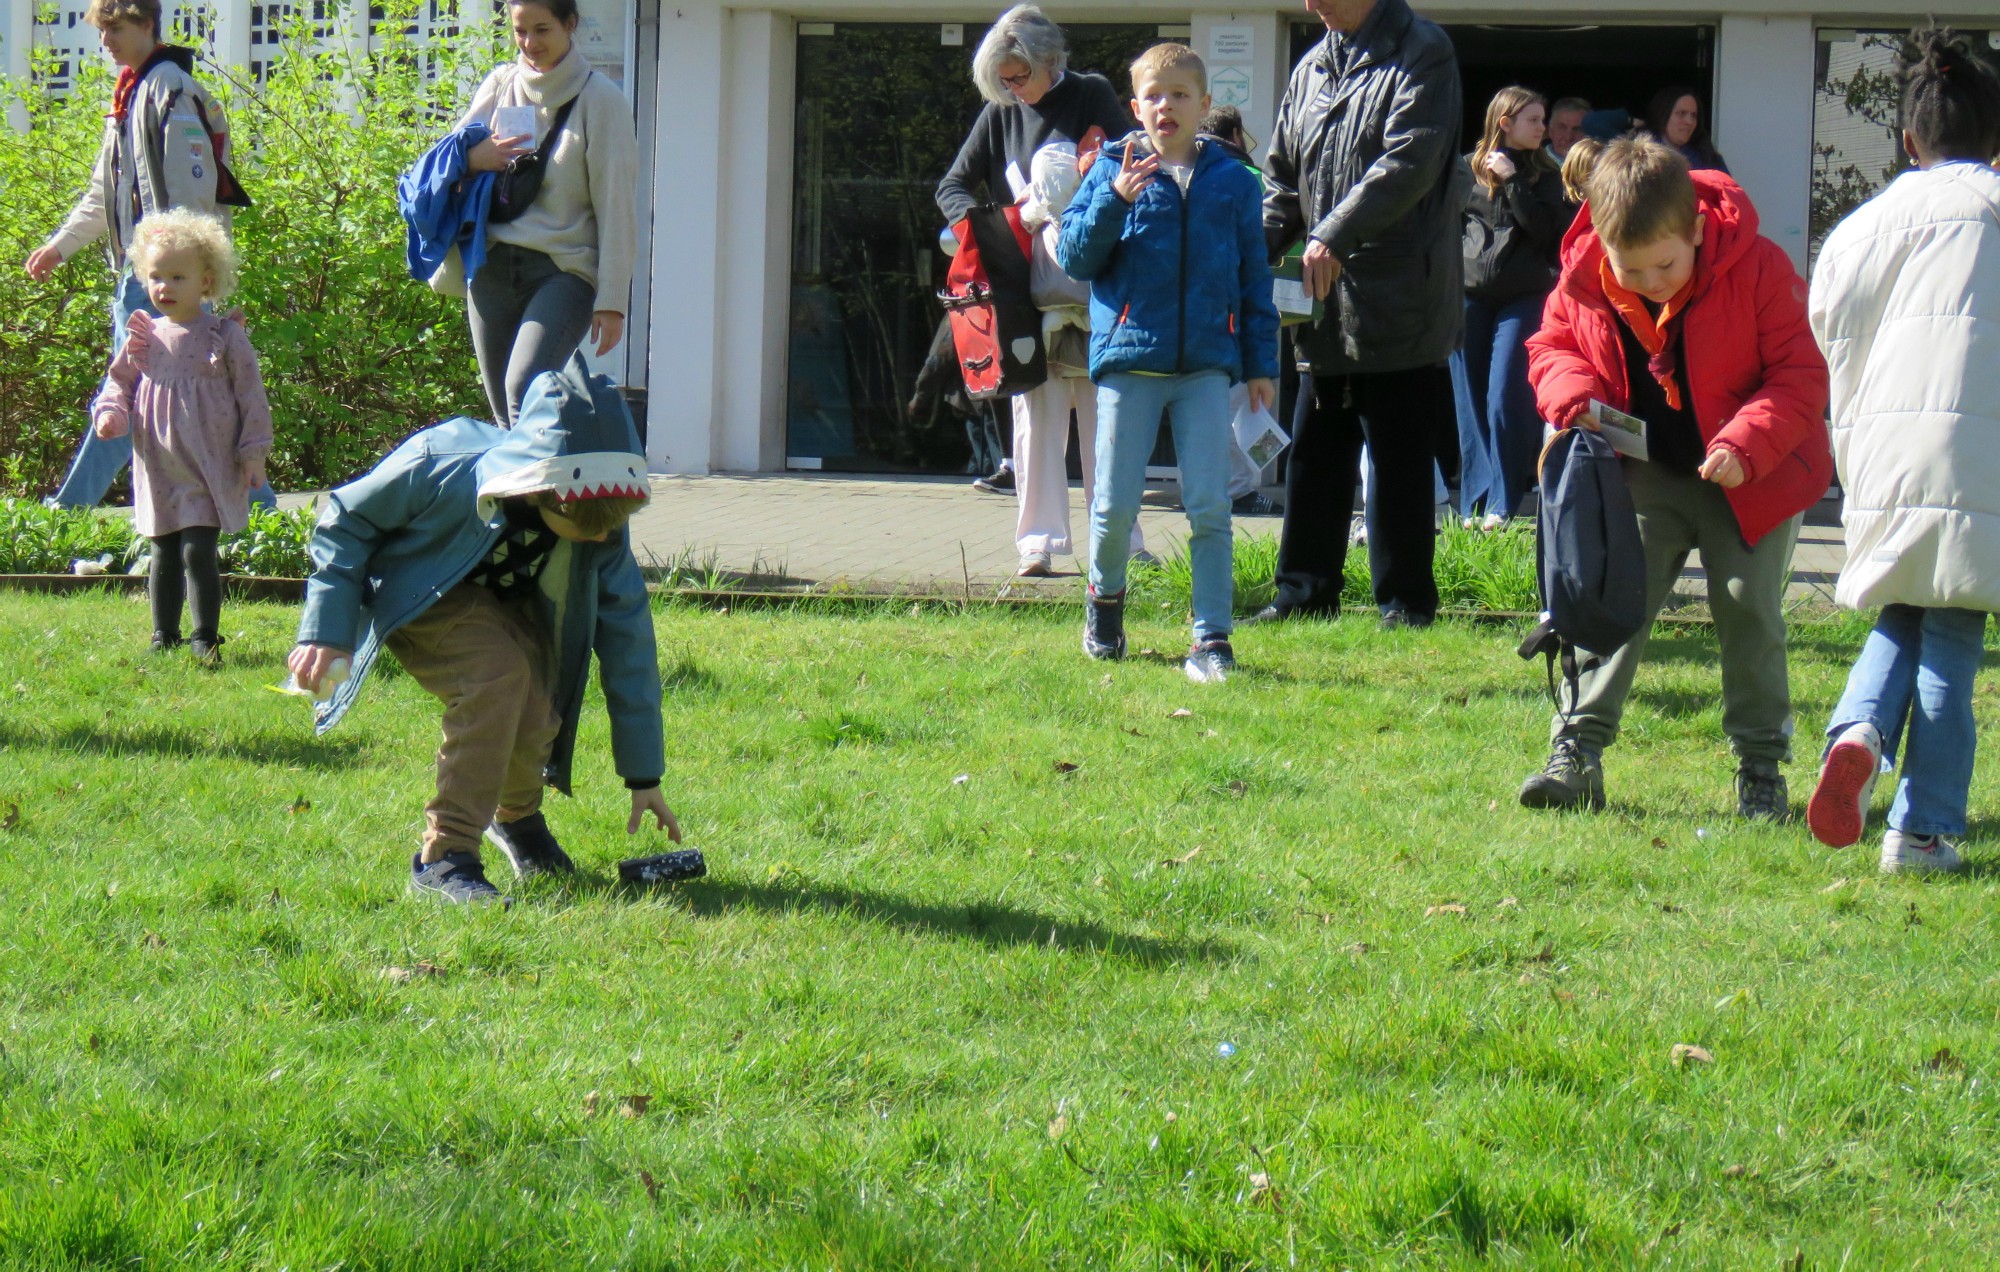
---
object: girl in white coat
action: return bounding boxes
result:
[1805,28,2000,874]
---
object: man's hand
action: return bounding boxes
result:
[286,643,349,695]
[24,246,61,283]
[1699,447,1748,488]
[1301,239,1342,301]
[590,310,624,357]
[628,787,683,841]
[1111,144,1158,203]
[1246,377,1278,415]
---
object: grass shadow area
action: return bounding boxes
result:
[0,718,367,768]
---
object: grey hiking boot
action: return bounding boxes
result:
[1519,739,1606,811]
[410,851,509,906]
[1735,761,1791,823]
[1082,590,1126,661]
[485,812,576,878]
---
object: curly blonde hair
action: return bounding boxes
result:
[128,210,240,305]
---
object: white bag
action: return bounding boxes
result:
[1230,399,1292,470]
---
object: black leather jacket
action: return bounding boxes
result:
[1264,0,1467,374]
[1461,149,1570,306]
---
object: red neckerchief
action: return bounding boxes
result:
[1597,258,1696,412]
[109,47,173,122]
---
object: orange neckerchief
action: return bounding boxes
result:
[109,66,142,122]
[1597,259,1696,412]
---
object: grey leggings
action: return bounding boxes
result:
[150,526,222,641]
[468,241,595,426]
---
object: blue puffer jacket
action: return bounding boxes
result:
[1056,133,1280,384]
[296,358,663,792]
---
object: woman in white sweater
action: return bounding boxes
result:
[462,0,637,425]
[1805,28,2000,874]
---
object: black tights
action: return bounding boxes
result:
[150,526,223,641]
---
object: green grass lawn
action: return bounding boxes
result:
[2,592,1997,1269]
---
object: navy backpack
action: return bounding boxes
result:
[1518,426,1648,701]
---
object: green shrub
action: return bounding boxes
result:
[0,1,508,498]
[0,497,316,575]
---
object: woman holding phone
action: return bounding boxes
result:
[461,0,637,425]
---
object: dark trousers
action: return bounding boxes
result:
[150,526,222,640]
[1274,364,1452,618]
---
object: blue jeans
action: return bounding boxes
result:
[1090,369,1233,642]
[1826,604,1990,836]
[1451,294,1544,519]
[49,270,277,510]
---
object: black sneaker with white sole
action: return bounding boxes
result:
[1083,591,1126,660]
[410,851,509,905]
[485,812,577,878]
[972,466,1015,494]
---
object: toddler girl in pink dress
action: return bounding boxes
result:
[92,211,272,666]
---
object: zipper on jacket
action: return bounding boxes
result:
[1175,167,1189,370]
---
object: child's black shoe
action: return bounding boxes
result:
[189,631,224,669]
[485,812,577,878]
[1082,590,1126,661]
[149,631,182,654]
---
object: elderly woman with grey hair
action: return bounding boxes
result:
[936,4,1140,577]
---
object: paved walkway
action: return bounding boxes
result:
[614,473,1847,605]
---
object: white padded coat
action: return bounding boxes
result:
[1808,162,2000,614]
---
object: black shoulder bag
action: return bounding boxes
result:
[486,87,584,224]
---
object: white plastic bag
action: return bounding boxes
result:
[1230,399,1292,470]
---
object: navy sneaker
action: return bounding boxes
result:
[1082,591,1126,660]
[485,812,577,878]
[410,851,508,906]
[1184,638,1235,684]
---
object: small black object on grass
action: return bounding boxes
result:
[619,849,708,885]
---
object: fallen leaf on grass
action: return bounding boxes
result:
[1225,779,1247,795]
[1162,846,1203,868]
[582,1090,601,1117]
[1549,988,1575,1004]
[380,961,444,984]
[287,795,311,815]
[1651,837,1668,850]
[1122,726,1144,737]
[1167,707,1193,719]
[1424,903,1468,918]
[1821,877,1850,894]
[87,1033,103,1053]
[1723,1163,1749,1178]
[1497,896,1518,909]
[1247,1170,1285,1211]
[1639,1221,1683,1255]
[618,1094,652,1118]
[0,802,19,832]
[141,931,165,949]
[1487,800,1498,812]
[1671,1044,1715,1068]
[639,1169,662,1203]
[1925,1047,1965,1076]
[1345,942,1373,956]
[1138,648,1159,658]
[1047,1114,1069,1140]
[1052,761,1079,775]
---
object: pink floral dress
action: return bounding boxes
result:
[91,313,273,538]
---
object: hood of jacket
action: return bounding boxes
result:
[474,356,650,518]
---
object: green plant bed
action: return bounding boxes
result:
[0,593,1992,1267]
[0,499,316,576]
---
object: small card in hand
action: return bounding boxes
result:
[1590,399,1650,462]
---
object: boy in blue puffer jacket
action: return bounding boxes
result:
[1058,43,1279,683]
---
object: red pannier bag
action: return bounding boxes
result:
[939,204,1047,401]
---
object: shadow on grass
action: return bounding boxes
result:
[660,877,1234,967]
[0,719,367,768]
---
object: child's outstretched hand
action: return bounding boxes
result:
[1699,446,1748,488]
[1112,144,1158,203]
[628,787,683,842]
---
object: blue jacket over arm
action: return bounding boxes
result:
[398,123,495,285]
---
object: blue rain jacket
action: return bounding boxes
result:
[296,359,663,792]
[1056,133,1280,384]
[398,123,495,285]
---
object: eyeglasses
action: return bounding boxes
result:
[999,68,1035,90]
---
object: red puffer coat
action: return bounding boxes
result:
[1526,170,1832,546]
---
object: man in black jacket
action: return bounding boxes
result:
[1261,0,1465,627]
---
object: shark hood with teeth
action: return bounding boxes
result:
[474,353,649,519]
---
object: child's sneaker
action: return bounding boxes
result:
[484,812,577,878]
[1807,722,1882,848]
[1082,591,1125,660]
[189,630,224,669]
[1880,829,1964,875]
[1184,639,1235,684]
[410,851,509,905]
[1735,760,1790,822]
[1518,738,1605,811]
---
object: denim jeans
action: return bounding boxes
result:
[1452,294,1544,520]
[1090,369,1233,642]
[1826,604,1990,837]
[49,270,277,511]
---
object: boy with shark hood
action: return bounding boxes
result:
[288,355,679,904]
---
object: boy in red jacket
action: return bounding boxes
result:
[1517,139,1831,817]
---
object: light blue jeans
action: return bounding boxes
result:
[1090,369,1233,643]
[1826,604,1990,837]
[49,270,277,511]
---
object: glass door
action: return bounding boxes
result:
[787,21,1167,473]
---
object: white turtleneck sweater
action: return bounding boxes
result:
[462,46,639,316]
